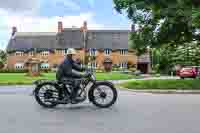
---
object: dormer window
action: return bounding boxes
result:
[41,51,49,56]
[120,49,128,55]
[104,49,112,56]
[89,48,97,56]
[29,51,34,56]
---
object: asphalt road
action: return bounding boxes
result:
[0,86,200,133]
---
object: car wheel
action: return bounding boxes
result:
[180,77,184,79]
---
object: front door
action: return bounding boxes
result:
[137,63,148,74]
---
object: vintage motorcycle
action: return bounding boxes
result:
[33,71,118,108]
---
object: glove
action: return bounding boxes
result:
[83,72,90,78]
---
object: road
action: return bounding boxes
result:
[0,86,200,133]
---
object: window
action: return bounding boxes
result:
[15,51,24,56]
[53,64,58,68]
[64,49,67,55]
[89,48,97,56]
[112,33,120,40]
[120,49,128,55]
[15,63,24,69]
[41,51,49,56]
[120,62,128,69]
[104,49,112,55]
[40,63,49,69]
[29,51,34,56]
[88,62,97,69]
[57,49,67,55]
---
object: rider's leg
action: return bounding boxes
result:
[71,72,82,101]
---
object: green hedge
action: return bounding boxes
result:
[120,79,200,90]
[0,69,28,73]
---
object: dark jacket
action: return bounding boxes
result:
[56,57,84,80]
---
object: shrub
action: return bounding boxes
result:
[155,73,161,77]
[129,67,137,73]
[41,69,51,73]
[134,70,141,76]
[149,70,157,75]
[0,69,28,73]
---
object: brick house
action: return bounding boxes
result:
[6,21,151,73]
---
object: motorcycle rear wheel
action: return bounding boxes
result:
[34,83,59,108]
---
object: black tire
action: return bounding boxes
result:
[181,77,184,79]
[88,82,118,108]
[34,83,59,108]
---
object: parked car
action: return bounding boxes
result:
[179,66,200,79]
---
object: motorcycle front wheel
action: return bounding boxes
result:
[88,82,118,108]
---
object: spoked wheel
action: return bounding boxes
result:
[34,83,59,108]
[89,82,118,108]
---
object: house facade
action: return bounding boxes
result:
[6,21,151,73]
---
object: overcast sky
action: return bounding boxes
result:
[0,0,130,50]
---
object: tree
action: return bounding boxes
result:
[114,0,200,52]
[0,50,7,69]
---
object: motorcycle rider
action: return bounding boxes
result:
[56,48,89,102]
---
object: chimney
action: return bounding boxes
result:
[83,21,87,31]
[58,21,63,32]
[12,26,17,36]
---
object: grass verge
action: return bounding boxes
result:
[0,72,140,85]
[120,79,200,90]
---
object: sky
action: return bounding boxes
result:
[0,0,131,50]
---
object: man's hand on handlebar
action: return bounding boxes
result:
[83,72,91,78]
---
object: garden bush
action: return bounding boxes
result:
[129,67,137,73]
[0,69,28,73]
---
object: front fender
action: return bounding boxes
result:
[94,80,115,87]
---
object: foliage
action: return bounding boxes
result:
[0,69,28,73]
[0,50,6,62]
[0,50,7,69]
[120,79,200,90]
[114,0,200,55]
[129,67,137,72]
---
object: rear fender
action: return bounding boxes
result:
[33,80,60,93]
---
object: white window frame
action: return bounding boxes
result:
[120,49,128,55]
[104,49,112,56]
[89,62,97,69]
[89,48,97,56]
[41,51,49,56]
[40,63,49,69]
[15,51,24,56]
[120,62,128,69]
[15,63,24,69]
[29,51,34,56]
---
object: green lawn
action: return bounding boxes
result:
[0,72,139,85]
[120,79,200,90]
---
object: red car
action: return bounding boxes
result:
[179,67,200,79]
